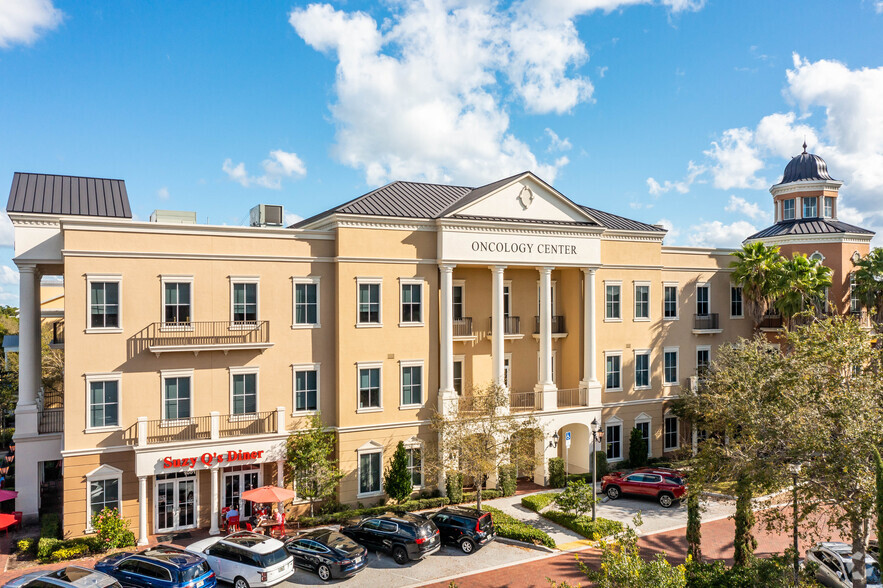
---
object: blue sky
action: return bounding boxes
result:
[1,0,883,305]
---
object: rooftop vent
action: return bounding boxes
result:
[250,204,283,227]
[150,210,197,224]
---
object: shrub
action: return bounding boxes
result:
[549,458,566,488]
[462,489,502,502]
[383,441,413,503]
[296,496,450,526]
[41,513,60,539]
[0,428,14,448]
[629,428,648,469]
[583,520,686,587]
[483,506,556,548]
[498,464,517,497]
[593,451,609,478]
[317,500,349,515]
[17,538,37,554]
[554,480,597,518]
[50,543,89,562]
[521,492,557,513]
[685,553,821,588]
[91,507,133,550]
[542,510,623,540]
[446,471,463,504]
[37,537,62,562]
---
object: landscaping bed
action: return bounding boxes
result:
[482,506,556,549]
[521,491,624,541]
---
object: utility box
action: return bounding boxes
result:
[250,204,284,227]
[150,210,197,224]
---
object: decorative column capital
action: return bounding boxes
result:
[539,266,554,275]
[581,266,598,276]
[439,263,456,273]
[15,263,37,274]
[491,265,507,274]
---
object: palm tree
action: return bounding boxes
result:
[851,248,883,325]
[773,254,832,328]
[730,242,784,329]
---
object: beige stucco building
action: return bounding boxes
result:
[6,152,872,541]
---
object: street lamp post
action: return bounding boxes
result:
[788,462,803,587]
[590,418,604,522]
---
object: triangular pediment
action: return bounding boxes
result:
[444,173,599,225]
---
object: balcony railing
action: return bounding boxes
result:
[693,313,720,331]
[557,388,587,408]
[534,315,566,334]
[142,321,272,354]
[453,317,473,337]
[509,390,537,412]
[759,314,783,330]
[132,409,281,446]
[38,408,63,434]
[487,316,521,336]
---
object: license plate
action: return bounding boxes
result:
[354,556,362,564]
[196,582,204,588]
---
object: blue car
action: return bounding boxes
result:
[95,545,216,588]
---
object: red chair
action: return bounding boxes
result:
[12,512,22,532]
[227,515,240,532]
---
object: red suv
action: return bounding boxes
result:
[601,467,687,508]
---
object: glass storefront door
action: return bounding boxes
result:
[223,466,260,518]
[155,472,197,533]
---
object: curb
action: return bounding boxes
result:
[496,536,557,553]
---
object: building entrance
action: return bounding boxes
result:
[223,466,261,518]
[155,471,197,533]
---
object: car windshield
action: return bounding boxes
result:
[258,548,289,568]
[478,513,492,530]
[180,561,210,582]
[324,532,360,552]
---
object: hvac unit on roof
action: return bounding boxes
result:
[249,204,284,227]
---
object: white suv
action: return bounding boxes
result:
[187,532,294,588]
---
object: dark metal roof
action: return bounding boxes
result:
[6,172,132,218]
[745,219,874,241]
[775,151,837,186]
[580,206,666,232]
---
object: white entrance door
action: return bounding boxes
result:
[223,467,261,518]
[155,472,197,533]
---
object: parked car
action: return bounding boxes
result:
[285,529,368,581]
[3,566,121,588]
[95,545,215,588]
[186,531,294,588]
[428,506,496,554]
[805,542,882,587]
[870,539,879,561]
[601,468,687,507]
[340,512,440,565]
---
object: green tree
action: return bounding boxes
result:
[285,413,345,517]
[773,253,832,328]
[875,447,883,562]
[554,479,597,518]
[686,488,702,563]
[628,427,647,468]
[430,382,543,511]
[384,441,414,503]
[732,475,757,567]
[730,242,784,328]
[851,248,883,324]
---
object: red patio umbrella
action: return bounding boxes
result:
[0,490,17,502]
[240,485,296,503]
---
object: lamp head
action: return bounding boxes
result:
[591,418,599,433]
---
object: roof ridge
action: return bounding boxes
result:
[14,171,126,182]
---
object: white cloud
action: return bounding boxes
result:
[290,0,703,186]
[283,211,303,227]
[646,160,704,195]
[629,201,653,209]
[725,195,767,221]
[0,212,13,248]
[703,127,766,190]
[157,187,170,200]
[875,1,883,14]
[0,266,19,286]
[687,220,757,248]
[655,217,680,244]
[0,0,62,48]
[223,150,307,189]
[545,128,572,152]
[597,65,608,78]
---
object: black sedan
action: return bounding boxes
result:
[285,529,368,581]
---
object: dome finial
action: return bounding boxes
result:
[802,137,807,154]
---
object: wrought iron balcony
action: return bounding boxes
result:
[38,408,63,434]
[453,317,473,338]
[50,320,64,347]
[141,321,273,355]
[534,315,565,334]
[131,409,281,446]
[759,313,783,330]
[692,313,721,333]
[487,316,521,336]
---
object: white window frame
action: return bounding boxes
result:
[604,351,623,392]
[356,361,384,413]
[663,347,679,386]
[356,441,384,498]
[503,281,513,318]
[356,277,383,327]
[605,417,623,462]
[803,196,818,218]
[696,345,711,374]
[399,360,425,409]
[503,353,512,389]
[663,282,678,321]
[635,413,652,458]
[696,283,711,316]
[783,198,795,220]
[453,355,465,395]
[160,275,194,329]
[633,282,650,321]
[86,274,123,333]
[452,280,466,322]
[633,349,651,390]
[85,372,123,433]
[291,276,321,329]
[292,363,320,415]
[403,437,424,489]
[664,413,679,451]
[399,278,425,327]
[730,284,744,319]
[824,196,834,218]
[84,464,124,533]
[161,368,194,423]
[229,366,260,419]
[536,280,558,316]
[229,276,260,326]
[604,281,622,322]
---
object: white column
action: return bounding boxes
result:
[276,459,285,515]
[14,264,40,434]
[537,267,554,388]
[581,268,601,407]
[439,264,456,397]
[209,467,220,535]
[491,266,507,389]
[138,476,149,545]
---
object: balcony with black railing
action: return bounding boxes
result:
[692,313,722,334]
[131,409,281,446]
[534,315,566,335]
[38,408,64,434]
[50,320,64,347]
[453,317,474,338]
[487,316,521,336]
[141,321,273,355]
[759,313,783,330]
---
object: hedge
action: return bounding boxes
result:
[541,510,623,540]
[37,536,110,564]
[483,506,555,548]
[463,489,502,502]
[549,458,566,488]
[521,492,557,513]
[50,544,89,562]
[446,471,464,504]
[41,513,60,539]
[498,464,517,497]
[297,496,450,526]
[17,538,37,554]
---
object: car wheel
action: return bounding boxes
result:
[606,486,621,500]
[317,563,332,581]
[392,545,409,565]
[658,493,674,508]
[460,538,475,554]
[233,577,250,588]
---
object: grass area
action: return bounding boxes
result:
[521,492,558,513]
[482,505,556,548]
[705,481,738,495]
[541,510,624,540]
